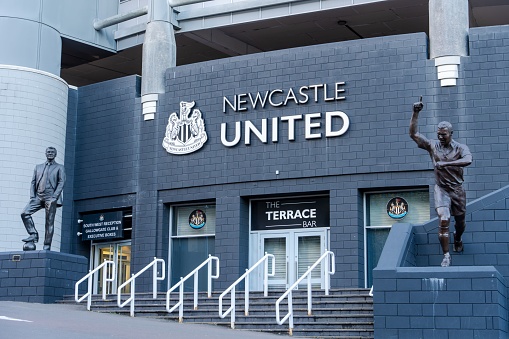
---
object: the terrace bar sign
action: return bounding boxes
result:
[81,211,123,241]
[251,196,329,231]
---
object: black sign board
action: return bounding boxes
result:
[82,211,123,241]
[251,196,329,231]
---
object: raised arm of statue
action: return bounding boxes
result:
[409,100,428,148]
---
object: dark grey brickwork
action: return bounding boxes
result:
[73,75,141,201]
[70,75,142,272]
[61,87,78,255]
[67,24,509,311]
[0,251,87,303]
[153,32,433,288]
[373,185,509,338]
[371,26,509,338]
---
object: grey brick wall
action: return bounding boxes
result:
[0,251,87,303]
[73,75,141,200]
[151,32,433,288]
[373,185,509,338]
[0,65,68,252]
[69,24,509,295]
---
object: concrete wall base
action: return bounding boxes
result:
[0,251,88,303]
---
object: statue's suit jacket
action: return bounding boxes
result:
[30,161,66,206]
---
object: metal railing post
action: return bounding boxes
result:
[231,287,236,329]
[153,257,157,299]
[75,260,116,311]
[130,275,135,317]
[288,291,293,336]
[218,253,275,329]
[307,266,312,315]
[179,279,184,322]
[207,256,212,297]
[244,269,250,315]
[194,272,199,310]
[166,255,220,319]
[87,270,93,311]
[117,257,165,317]
[263,255,269,297]
[275,250,336,334]
[325,250,330,295]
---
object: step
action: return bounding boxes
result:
[63,288,374,338]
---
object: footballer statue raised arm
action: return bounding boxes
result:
[409,98,472,267]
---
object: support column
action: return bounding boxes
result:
[429,0,469,87]
[141,0,176,120]
[0,8,68,252]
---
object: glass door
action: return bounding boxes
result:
[295,231,325,289]
[93,242,131,294]
[260,229,326,290]
[261,233,290,290]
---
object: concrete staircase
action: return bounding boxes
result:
[62,288,374,338]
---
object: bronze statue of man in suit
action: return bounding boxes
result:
[21,147,66,251]
[410,100,472,267]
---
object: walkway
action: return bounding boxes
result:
[0,301,280,339]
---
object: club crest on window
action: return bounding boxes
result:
[189,209,206,229]
[387,197,408,219]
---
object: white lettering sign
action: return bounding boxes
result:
[221,111,350,147]
[223,82,345,113]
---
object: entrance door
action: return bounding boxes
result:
[93,242,131,294]
[260,229,326,290]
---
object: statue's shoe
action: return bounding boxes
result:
[43,245,51,250]
[22,233,39,243]
[441,253,451,267]
[453,232,463,252]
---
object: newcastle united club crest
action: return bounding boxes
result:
[163,101,208,155]
[387,197,408,219]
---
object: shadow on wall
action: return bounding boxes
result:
[372,185,509,338]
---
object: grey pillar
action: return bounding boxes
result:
[429,0,469,86]
[141,0,177,120]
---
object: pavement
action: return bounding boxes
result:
[0,301,283,339]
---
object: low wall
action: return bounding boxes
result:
[0,251,88,303]
[373,185,509,338]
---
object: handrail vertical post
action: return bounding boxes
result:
[130,277,135,317]
[218,253,273,329]
[152,257,157,299]
[274,250,336,332]
[244,269,249,316]
[307,265,312,315]
[207,255,212,298]
[231,287,236,329]
[263,253,268,297]
[194,272,198,310]
[288,290,294,335]
[325,250,330,296]
[87,272,92,311]
[179,279,184,323]
[102,263,107,300]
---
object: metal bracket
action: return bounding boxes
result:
[170,8,181,31]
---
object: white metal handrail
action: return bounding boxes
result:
[275,250,335,335]
[166,254,219,322]
[219,253,275,329]
[117,257,165,317]
[75,260,115,311]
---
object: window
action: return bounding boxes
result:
[364,189,430,287]
[170,204,215,291]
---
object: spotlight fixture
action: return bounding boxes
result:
[337,20,363,39]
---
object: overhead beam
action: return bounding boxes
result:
[186,30,262,56]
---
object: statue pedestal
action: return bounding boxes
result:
[0,251,88,303]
